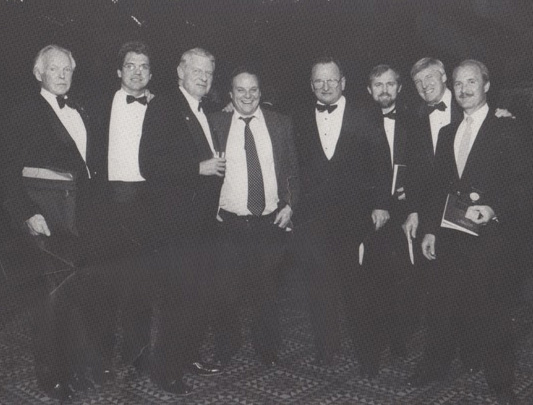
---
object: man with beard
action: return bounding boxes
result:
[363,64,421,361]
[293,57,390,377]
[410,59,531,405]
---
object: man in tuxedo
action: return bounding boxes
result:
[402,57,462,239]
[208,67,298,367]
[293,57,390,377]
[139,47,223,395]
[411,59,531,405]
[403,57,511,241]
[363,64,421,359]
[81,41,157,381]
[2,44,99,400]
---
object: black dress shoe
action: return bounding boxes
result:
[42,382,75,401]
[188,361,223,376]
[156,379,193,396]
[407,367,448,387]
[68,372,95,392]
[132,348,150,374]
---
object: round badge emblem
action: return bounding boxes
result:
[470,192,480,202]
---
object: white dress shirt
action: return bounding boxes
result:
[315,96,346,160]
[179,86,216,155]
[454,103,489,169]
[429,88,453,153]
[41,88,88,165]
[219,108,278,216]
[108,89,147,182]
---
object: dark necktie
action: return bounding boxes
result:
[198,99,204,112]
[126,95,148,105]
[316,103,338,114]
[240,116,265,216]
[427,101,446,114]
[56,95,76,110]
[382,109,396,120]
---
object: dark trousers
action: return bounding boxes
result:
[150,237,213,382]
[421,228,515,393]
[364,220,422,355]
[294,221,382,369]
[212,210,288,363]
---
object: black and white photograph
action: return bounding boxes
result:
[0,1,532,404]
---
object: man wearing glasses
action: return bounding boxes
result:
[294,57,390,377]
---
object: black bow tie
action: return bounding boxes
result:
[126,95,147,105]
[56,95,76,109]
[316,103,338,113]
[427,101,447,114]
[382,109,396,120]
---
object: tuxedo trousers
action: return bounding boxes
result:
[363,218,423,355]
[294,219,382,369]
[422,227,515,393]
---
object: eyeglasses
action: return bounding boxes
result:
[123,63,150,72]
[312,79,341,89]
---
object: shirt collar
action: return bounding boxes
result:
[179,86,201,112]
[463,102,489,123]
[40,87,64,108]
[316,95,346,110]
[234,106,264,123]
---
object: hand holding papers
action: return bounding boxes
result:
[441,188,484,236]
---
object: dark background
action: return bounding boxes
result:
[0,0,532,286]
[1,0,533,117]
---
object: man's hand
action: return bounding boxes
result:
[495,108,515,119]
[274,205,293,229]
[421,233,436,260]
[199,157,226,177]
[25,214,51,236]
[372,209,390,231]
[222,102,234,113]
[465,205,496,225]
[402,212,419,239]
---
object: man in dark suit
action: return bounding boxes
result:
[81,40,157,380]
[2,44,100,400]
[403,57,463,239]
[293,57,390,377]
[363,64,421,360]
[208,67,299,367]
[411,59,531,405]
[139,47,223,395]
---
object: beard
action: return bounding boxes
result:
[377,93,395,109]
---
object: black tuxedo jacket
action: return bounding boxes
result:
[405,94,462,221]
[366,102,415,223]
[139,88,223,243]
[294,100,390,240]
[2,92,99,229]
[425,109,532,239]
[208,108,299,212]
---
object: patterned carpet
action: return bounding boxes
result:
[0,268,532,404]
